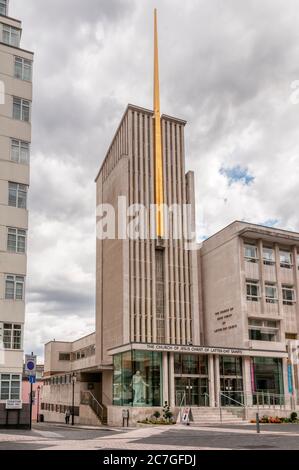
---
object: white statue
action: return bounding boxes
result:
[131,371,149,404]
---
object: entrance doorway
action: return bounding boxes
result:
[175,377,209,406]
[219,356,244,406]
[220,377,243,406]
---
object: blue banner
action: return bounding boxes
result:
[288,364,293,393]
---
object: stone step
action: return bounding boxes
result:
[190,421,245,426]
[191,412,240,417]
[188,407,245,425]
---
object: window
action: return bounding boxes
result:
[282,285,295,305]
[0,0,8,16]
[11,139,30,164]
[265,283,278,303]
[59,353,71,361]
[263,247,275,265]
[0,374,21,400]
[2,25,20,47]
[8,182,27,208]
[13,97,30,121]
[280,250,292,269]
[5,274,25,300]
[219,356,243,377]
[246,280,260,301]
[7,227,26,253]
[174,354,208,375]
[244,244,258,263]
[14,57,32,81]
[3,323,22,349]
[249,319,279,342]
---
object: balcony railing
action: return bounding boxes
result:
[220,390,286,408]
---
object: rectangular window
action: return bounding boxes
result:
[5,274,25,300]
[11,139,30,164]
[0,374,21,400]
[248,319,279,342]
[13,97,30,122]
[7,227,26,253]
[3,323,22,349]
[0,0,8,16]
[280,250,292,269]
[263,247,275,265]
[14,57,32,81]
[244,244,258,263]
[8,182,28,208]
[265,283,278,303]
[2,25,20,47]
[246,280,260,301]
[59,353,71,361]
[282,285,295,305]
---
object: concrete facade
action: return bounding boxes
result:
[42,105,299,426]
[0,1,34,426]
[95,105,199,368]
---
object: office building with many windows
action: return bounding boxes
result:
[0,0,33,426]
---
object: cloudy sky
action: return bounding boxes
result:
[10,0,299,360]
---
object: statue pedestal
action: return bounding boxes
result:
[133,401,147,406]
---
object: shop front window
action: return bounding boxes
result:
[113,350,162,407]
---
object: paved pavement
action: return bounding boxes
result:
[0,422,299,450]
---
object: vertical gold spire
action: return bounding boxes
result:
[154,8,164,238]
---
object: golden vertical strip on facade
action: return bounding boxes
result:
[154,9,164,237]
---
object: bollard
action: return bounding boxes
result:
[256,412,260,434]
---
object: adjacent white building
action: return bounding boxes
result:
[0,0,33,426]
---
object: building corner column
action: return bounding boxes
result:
[208,355,215,407]
[214,355,220,407]
[169,352,175,408]
[242,356,253,406]
[162,352,169,405]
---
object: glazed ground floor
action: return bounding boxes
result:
[41,346,299,426]
[111,347,295,409]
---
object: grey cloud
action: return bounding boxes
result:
[27,286,94,314]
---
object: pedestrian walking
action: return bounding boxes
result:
[65,408,71,424]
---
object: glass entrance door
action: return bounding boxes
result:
[220,378,243,406]
[175,377,209,406]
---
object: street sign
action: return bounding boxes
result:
[25,354,37,375]
[29,375,36,384]
[6,400,22,410]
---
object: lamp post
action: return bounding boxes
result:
[36,385,41,423]
[71,373,76,426]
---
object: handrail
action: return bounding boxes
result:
[81,390,107,422]
[203,392,209,407]
[176,392,186,424]
[219,392,246,423]
[179,392,186,408]
[220,392,245,408]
